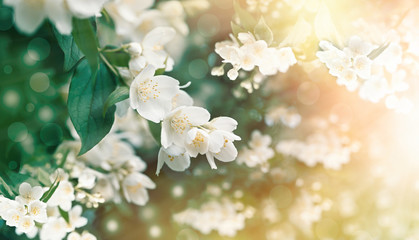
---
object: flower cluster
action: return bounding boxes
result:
[213,32,297,80]
[0,182,95,240]
[317,36,412,112]
[276,121,360,170]
[58,133,155,207]
[173,197,255,237]
[265,106,301,128]
[237,130,274,172]
[4,0,107,34]
[125,27,176,76]
[126,64,240,174]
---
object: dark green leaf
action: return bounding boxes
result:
[53,28,84,71]
[254,17,273,45]
[102,50,130,67]
[68,60,117,155]
[103,86,129,117]
[72,18,99,71]
[59,207,70,223]
[148,121,162,145]
[40,179,60,203]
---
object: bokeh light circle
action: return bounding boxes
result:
[30,72,50,93]
[8,122,28,142]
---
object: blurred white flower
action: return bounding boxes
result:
[122,172,156,206]
[4,0,107,35]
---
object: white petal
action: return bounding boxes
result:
[171,90,193,109]
[143,27,176,49]
[45,0,73,35]
[158,148,190,172]
[214,141,238,162]
[205,153,217,169]
[66,0,107,18]
[161,119,175,148]
[180,106,210,126]
[14,1,46,34]
[209,117,238,132]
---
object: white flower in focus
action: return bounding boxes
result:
[171,90,194,109]
[122,172,156,206]
[204,118,241,169]
[157,146,191,175]
[129,65,180,123]
[161,106,210,148]
[185,128,210,157]
[16,182,44,205]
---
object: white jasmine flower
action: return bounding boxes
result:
[276,47,298,73]
[4,0,107,35]
[66,205,88,231]
[5,209,23,227]
[28,200,48,223]
[17,216,35,233]
[156,146,191,175]
[161,106,210,148]
[40,217,68,240]
[129,65,180,123]
[47,180,75,211]
[122,172,156,206]
[344,35,376,58]
[16,182,44,205]
[359,77,389,103]
[185,128,210,157]
[158,1,189,35]
[105,0,154,36]
[142,27,176,70]
[227,67,239,80]
[68,231,97,240]
[353,55,372,79]
[205,129,241,169]
[171,90,194,109]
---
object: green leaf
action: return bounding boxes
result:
[148,121,162,145]
[0,176,14,198]
[40,179,60,203]
[72,18,99,71]
[231,21,245,37]
[368,43,390,60]
[53,28,84,71]
[102,50,130,67]
[103,86,129,117]
[68,60,117,155]
[233,0,257,31]
[254,17,274,45]
[58,207,70,223]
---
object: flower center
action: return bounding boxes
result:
[137,79,160,102]
[171,114,191,134]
